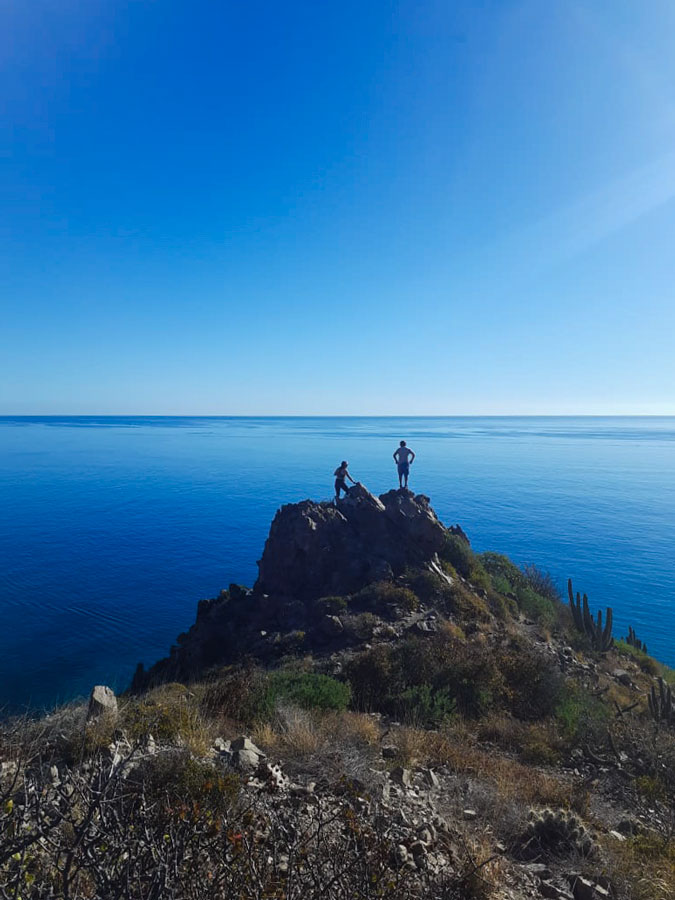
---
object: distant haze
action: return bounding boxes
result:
[2,1,674,414]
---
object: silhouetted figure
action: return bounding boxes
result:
[334,460,356,500]
[393,440,415,489]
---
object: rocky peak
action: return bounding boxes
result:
[255,484,448,600]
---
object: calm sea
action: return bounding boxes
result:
[1,416,674,712]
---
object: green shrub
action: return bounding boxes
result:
[395,684,457,727]
[497,640,564,720]
[441,534,474,578]
[267,671,351,711]
[555,683,610,742]
[490,574,513,596]
[480,552,527,592]
[355,581,418,613]
[468,562,491,592]
[517,586,557,629]
[346,634,502,719]
[315,595,348,617]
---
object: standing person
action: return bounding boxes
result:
[393,440,415,489]
[334,460,356,500]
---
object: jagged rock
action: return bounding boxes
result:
[463,808,478,820]
[87,685,118,721]
[423,768,440,789]
[381,745,397,759]
[256,486,447,600]
[135,487,454,686]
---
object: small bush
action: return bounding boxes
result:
[345,612,378,640]
[517,586,557,629]
[267,671,351,712]
[395,684,457,728]
[555,683,610,743]
[354,581,419,613]
[441,534,474,578]
[200,665,276,724]
[480,552,527,592]
[123,689,210,753]
[444,581,490,621]
[276,630,306,655]
[521,564,561,603]
[141,752,240,813]
[487,589,517,620]
[404,569,447,605]
[344,645,397,711]
[615,640,660,676]
[497,640,564,720]
[468,561,492,592]
[314,595,348,617]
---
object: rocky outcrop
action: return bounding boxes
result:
[256,484,448,600]
[133,486,457,689]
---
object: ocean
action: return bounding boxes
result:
[1,416,674,712]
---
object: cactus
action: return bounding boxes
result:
[517,808,597,860]
[625,626,647,654]
[567,579,614,652]
[648,677,675,726]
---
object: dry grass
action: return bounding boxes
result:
[598,834,675,900]
[121,683,213,756]
[252,708,381,758]
[387,724,573,809]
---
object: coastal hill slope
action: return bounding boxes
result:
[2,487,675,899]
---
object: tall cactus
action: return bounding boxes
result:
[625,626,647,654]
[567,579,614,652]
[648,677,675,726]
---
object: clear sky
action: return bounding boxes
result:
[2,0,675,415]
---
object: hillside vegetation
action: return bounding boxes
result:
[1,487,674,899]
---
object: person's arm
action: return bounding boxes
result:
[393,449,399,462]
[409,450,416,463]
[347,470,357,484]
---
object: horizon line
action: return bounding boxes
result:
[3,413,675,419]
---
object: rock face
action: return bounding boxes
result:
[256,485,448,600]
[134,486,455,688]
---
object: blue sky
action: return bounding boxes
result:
[2,0,675,414]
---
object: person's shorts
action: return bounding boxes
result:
[397,462,410,476]
[335,478,349,493]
